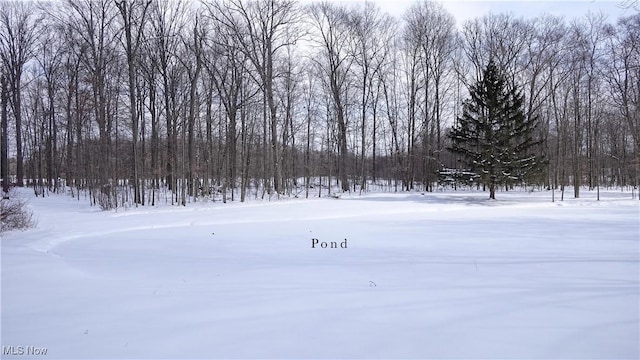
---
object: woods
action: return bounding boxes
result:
[0,0,638,208]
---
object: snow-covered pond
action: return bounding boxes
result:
[2,189,638,359]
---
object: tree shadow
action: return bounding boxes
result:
[344,192,514,207]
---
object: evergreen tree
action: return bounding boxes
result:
[449,60,544,199]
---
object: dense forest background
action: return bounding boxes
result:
[0,0,638,208]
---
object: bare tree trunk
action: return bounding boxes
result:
[148,68,158,204]
[116,0,151,205]
[1,74,8,194]
[0,3,38,187]
[573,86,581,199]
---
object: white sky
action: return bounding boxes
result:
[325,0,631,25]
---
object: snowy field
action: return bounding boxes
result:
[2,188,639,359]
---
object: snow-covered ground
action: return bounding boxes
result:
[2,188,639,359]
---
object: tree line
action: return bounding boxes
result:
[0,0,638,208]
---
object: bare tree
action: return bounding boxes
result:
[460,13,528,85]
[0,2,40,187]
[115,0,152,205]
[604,14,640,193]
[405,1,455,190]
[275,44,302,195]
[65,0,120,207]
[214,0,301,196]
[400,11,422,191]
[308,1,353,192]
[203,1,257,201]
[350,2,394,192]
[148,0,188,202]
[59,20,88,198]
[1,71,8,194]
[180,13,205,202]
[35,20,64,193]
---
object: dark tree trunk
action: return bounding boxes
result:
[1,75,8,194]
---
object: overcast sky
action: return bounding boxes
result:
[328,0,632,26]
